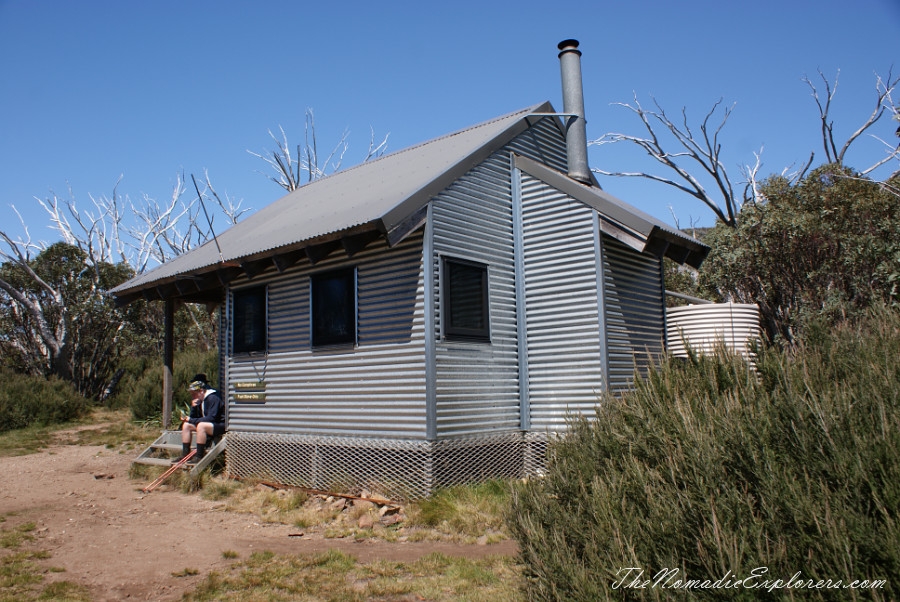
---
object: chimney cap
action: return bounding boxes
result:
[557,39,581,53]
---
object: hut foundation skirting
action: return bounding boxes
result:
[226,430,553,500]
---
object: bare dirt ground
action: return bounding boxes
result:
[0,437,518,601]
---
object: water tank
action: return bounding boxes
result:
[666,303,761,360]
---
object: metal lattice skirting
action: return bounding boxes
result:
[226,431,554,500]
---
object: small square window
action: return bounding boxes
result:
[443,258,490,342]
[311,267,357,347]
[232,286,267,354]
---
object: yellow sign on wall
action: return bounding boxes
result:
[234,381,266,390]
[234,381,266,402]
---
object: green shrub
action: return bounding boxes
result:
[0,371,89,432]
[699,166,900,344]
[509,308,900,601]
[117,350,219,424]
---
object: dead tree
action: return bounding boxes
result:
[592,70,898,228]
[0,175,230,395]
[590,96,746,228]
[0,231,71,381]
[249,108,389,192]
[1,110,385,396]
[806,68,899,175]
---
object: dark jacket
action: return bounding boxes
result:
[189,389,225,426]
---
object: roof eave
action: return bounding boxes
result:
[112,220,387,306]
[512,153,709,267]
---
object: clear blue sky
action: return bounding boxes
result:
[1,0,898,248]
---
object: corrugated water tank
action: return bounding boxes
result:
[666,303,762,360]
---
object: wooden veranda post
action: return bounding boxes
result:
[162,298,175,430]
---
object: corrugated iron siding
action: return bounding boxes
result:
[226,231,428,438]
[428,117,570,438]
[508,118,569,174]
[601,236,666,393]
[431,154,520,437]
[520,173,604,431]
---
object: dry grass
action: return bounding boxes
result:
[192,475,513,545]
[182,549,522,602]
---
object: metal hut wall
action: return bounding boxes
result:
[223,114,675,499]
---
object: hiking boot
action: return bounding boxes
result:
[188,443,206,464]
[171,443,193,464]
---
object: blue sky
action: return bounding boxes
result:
[1,0,898,249]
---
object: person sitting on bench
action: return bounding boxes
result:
[175,374,225,464]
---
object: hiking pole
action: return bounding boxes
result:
[142,450,196,493]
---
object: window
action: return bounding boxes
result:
[232,286,267,354]
[311,267,357,347]
[443,257,490,341]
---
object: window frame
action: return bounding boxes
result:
[442,256,491,342]
[231,285,268,355]
[310,266,358,348]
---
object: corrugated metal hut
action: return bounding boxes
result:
[113,40,708,498]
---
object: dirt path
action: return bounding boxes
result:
[0,442,517,601]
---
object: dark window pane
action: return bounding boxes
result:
[312,268,356,347]
[233,286,267,354]
[444,259,489,341]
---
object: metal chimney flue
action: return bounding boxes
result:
[557,39,592,185]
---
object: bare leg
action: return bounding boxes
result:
[195,422,214,445]
[181,421,197,443]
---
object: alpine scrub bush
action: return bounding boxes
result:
[0,371,89,432]
[509,308,900,601]
[699,166,900,344]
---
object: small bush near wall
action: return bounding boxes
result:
[508,307,900,601]
[0,371,89,432]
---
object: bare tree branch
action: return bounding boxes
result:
[0,232,68,374]
[248,125,300,191]
[125,175,194,272]
[594,70,898,228]
[590,95,745,227]
[249,108,388,191]
[7,206,40,259]
[304,109,349,182]
[200,170,248,225]
[740,150,765,205]
[363,126,390,162]
[804,68,899,171]
[805,69,840,163]
[0,231,63,308]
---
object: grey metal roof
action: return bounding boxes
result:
[111,100,707,304]
[112,102,551,303]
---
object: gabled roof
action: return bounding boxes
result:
[112,102,554,305]
[111,101,707,305]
